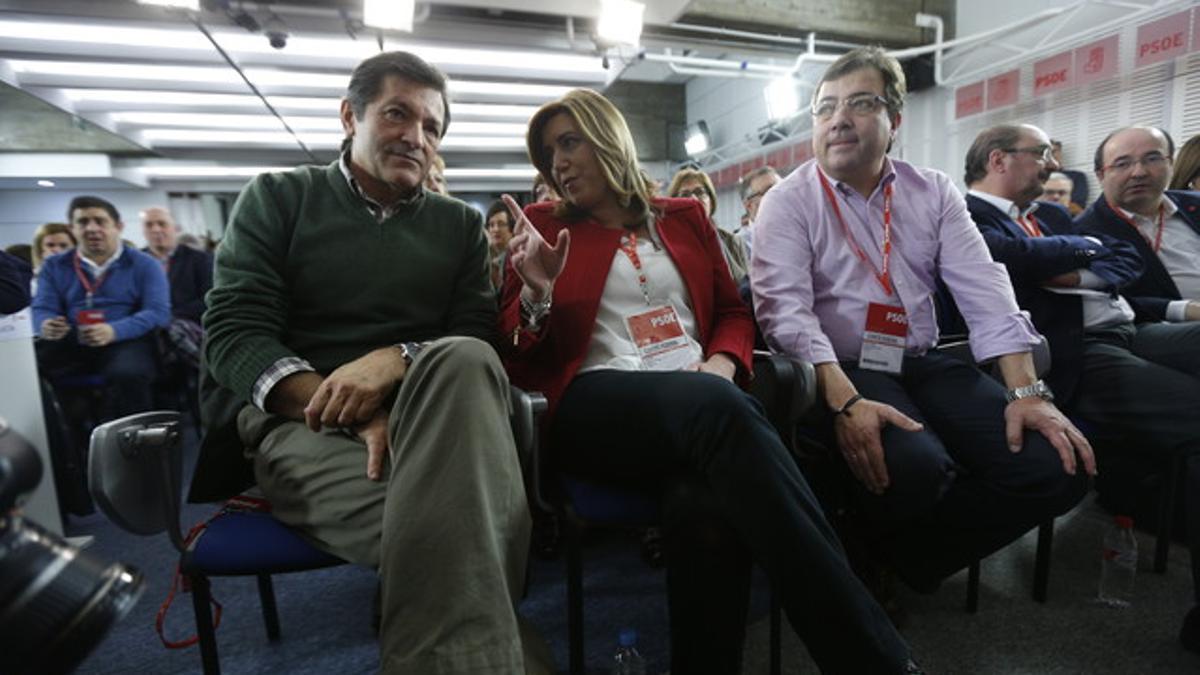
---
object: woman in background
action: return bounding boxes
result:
[31,223,75,273]
[1170,134,1200,191]
[666,167,748,285]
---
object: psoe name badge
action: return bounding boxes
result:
[624,303,700,372]
[859,302,907,374]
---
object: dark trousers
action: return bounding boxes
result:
[1074,322,1200,603]
[36,334,158,418]
[552,370,910,675]
[835,352,1088,590]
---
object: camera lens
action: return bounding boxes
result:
[0,514,144,675]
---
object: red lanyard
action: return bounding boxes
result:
[617,231,653,305]
[1107,197,1165,252]
[1017,213,1042,238]
[72,251,110,307]
[818,171,894,295]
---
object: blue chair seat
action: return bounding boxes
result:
[183,510,344,576]
[560,477,659,527]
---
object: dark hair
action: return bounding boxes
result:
[964,125,1025,185]
[344,51,451,137]
[4,243,32,265]
[67,196,120,224]
[813,46,907,118]
[738,166,780,201]
[484,200,513,230]
[1094,126,1175,172]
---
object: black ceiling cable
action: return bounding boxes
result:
[188,14,321,163]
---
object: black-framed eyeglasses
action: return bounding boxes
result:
[1002,145,1054,162]
[811,94,889,120]
[745,186,773,204]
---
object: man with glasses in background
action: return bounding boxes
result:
[1077,126,1200,323]
[737,166,780,256]
[751,47,1093,596]
[1041,172,1081,215]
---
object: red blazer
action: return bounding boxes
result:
[500,197,754,418]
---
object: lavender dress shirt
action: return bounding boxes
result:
[751,158,1039,365]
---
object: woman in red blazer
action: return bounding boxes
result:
[499,89,914,674]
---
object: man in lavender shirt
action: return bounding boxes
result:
[751,47,1095,592]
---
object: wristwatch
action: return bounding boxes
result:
[1005,379,1054,403]
[395,342,425,366]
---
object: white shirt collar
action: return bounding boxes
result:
[1111,194,1179,223]
[967,188,1039,220]
[79,244,123,277]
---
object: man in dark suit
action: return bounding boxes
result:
[968,123,1200,655]
[141,207,211,367]
[1075,126,1200,323]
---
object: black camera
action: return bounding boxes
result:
[0,417,143,674]
[266,29,288,49]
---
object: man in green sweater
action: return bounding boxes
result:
[195,52,537,674]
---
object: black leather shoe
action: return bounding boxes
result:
[1180,604,1200,654]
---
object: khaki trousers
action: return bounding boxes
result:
[238,337,532,674]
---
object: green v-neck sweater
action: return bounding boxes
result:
[203,160,495,403]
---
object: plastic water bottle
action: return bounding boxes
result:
[611,628,646,675]
[1097,515,1137,607]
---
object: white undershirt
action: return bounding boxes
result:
[1115,199,1200,320]
[577,222,704,373]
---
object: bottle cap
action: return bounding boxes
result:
[618,628,637,648]
[1115,515,1134,529]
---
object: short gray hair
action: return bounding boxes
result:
[813,46,907,118]
[964,125,1024,186]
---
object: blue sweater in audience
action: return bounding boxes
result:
[32,245,171,341]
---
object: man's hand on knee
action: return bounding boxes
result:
[1004,399,1096,476]
[354,409,390,481]
[304,347,408,432]
[834,399,923,495]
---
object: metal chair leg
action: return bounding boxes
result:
[965,560,980,613]
[769,589,782,675]
[1033,519,1054,603]
[1156,454,1184,574]
[190,574,221,675]
[257,574,282,641]
[566,522,584,675]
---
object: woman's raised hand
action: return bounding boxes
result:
[503,193,570,301]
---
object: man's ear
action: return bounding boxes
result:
[890,112,903,134]
[339,99,356,137]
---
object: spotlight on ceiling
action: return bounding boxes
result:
[764,76,799,122]
[137,0,200,9]
[684,121,711,157]
[364,0,415,32]
[596,0,644,47]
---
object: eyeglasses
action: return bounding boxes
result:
[744,185,773,204]
[675,188,710,201]
[811,94,889,121]
[1103,153,1169,174]
[1002,145,1054,162]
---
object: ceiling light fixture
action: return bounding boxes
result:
[37,179,56,187]
[136,0,200,9]
[596,0,645,47]
[764,76,799,121]
[363,0,415,32]
[684,121,710,156]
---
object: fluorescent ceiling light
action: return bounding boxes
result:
[137,129,525,150]
[597,0,645,47]
[764,76,799,121]
[37,179,56,187]
[450,80,576,99]
[137,0,200,9]
[11,60,241,84]
[112,113,525,136]
[138,165,290,177]
[444,168,538,179]
[363,0,415,32]
[454,103,539,120]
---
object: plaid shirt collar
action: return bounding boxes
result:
[338,150,422,223]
